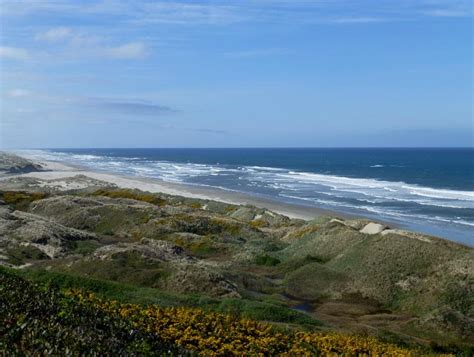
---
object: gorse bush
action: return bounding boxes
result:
[92,188,168,206]
[249,219,267,228]
[69,290,446,356]
[1,269,453,356]
[0,270,181,355]
[1,190,47,210]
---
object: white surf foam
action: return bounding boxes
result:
[22,150,474,228]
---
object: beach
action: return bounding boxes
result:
[7,148,474,246]
[5,155,345,221]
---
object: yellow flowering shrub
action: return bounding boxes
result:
[67,290,452,356]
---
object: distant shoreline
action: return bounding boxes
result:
[3,151,473,247]
[10,154,352,221]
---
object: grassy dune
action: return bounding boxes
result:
[0,184,473,354]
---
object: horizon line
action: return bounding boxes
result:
[4,146,474,150]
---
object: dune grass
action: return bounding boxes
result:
[2,267,321,328]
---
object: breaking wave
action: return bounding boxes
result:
[17,149,474,245]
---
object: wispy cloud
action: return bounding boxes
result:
[423,9,472,17]
[32,26,149,60]
[0,46,30,61]
[2,91,178,120]
[85,98,177,116]
[418,0,472,17]
[4,0,471,26]
[0,0,244,25]
[224,48,288,59]
[0,0,125,16]
[6,89,31,97]
[134,2,244,25]
[35,26,72,42]
[101,42,148,59]
[328,17,387,24]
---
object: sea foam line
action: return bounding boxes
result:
[20,149,474,210]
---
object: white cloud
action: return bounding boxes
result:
[225,48,288,59]
[6,89,31,97]
[101,42,148,59]
[133,2,244,25]
[0,46,30,60]
[35,27,72,42]
[329,17,387,24]
[30,28,148,61]
[423,9,471,17]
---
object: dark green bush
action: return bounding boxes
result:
[5,245,49,265]
[0,270,183,355]
[255,254,281,266]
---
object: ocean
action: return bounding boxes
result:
[22,148,474,246]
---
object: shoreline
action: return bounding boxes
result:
[6,156,353,221]
[1,151,472,246]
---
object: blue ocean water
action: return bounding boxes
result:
[23,148,474,246]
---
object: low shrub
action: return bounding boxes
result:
[70,289,436,356]
[91,189,168,206]
[5,245,49,265]
[255,254,281,266]
[1,191,47,210]
[73,240,101,255]
[249,219,267,229]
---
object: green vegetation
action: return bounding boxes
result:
[0,269,181,355]
[249,218,267,228]
[187,239,219,256]
[91,188,168,206]
[1,183,473,352]
[3,267,321,327]
[214,298,318,326]
[44,252,171,288]
[8,267,194,307]
[255,254,281,266]
[1,190,47,210]
[72,240,101,255]
[5,245,49,266]
[0,267,450,356]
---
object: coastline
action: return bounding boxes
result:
[1,152,473,352]
[9,151,474,245]
[6,155,352,221]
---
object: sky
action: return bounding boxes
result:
[0,0,472,148]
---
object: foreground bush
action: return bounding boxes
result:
[70,291,443,356]
[0,271,180,355]
[1,269,452,356]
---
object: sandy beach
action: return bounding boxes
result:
[4,155,349,221]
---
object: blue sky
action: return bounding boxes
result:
[0,0,472,148]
